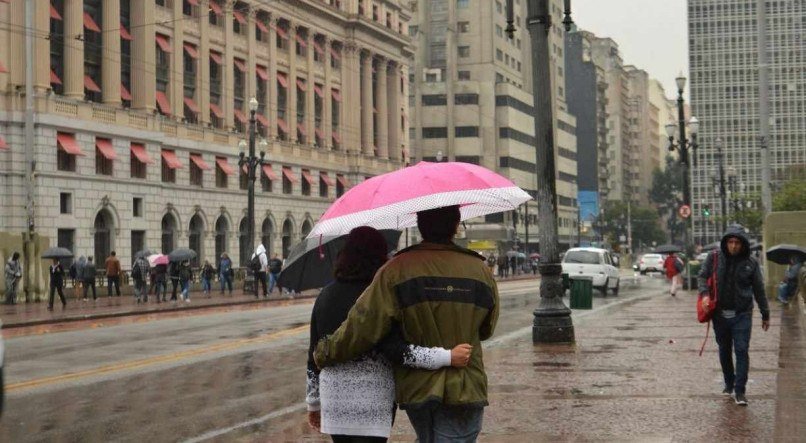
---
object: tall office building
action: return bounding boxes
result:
[688,0,806,244]
[409,0,579,251]
[0,0,413,270]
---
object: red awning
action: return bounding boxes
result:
[256,20,269,34]
[277,119,289,134]
[282,166,299,183]
[155,91,171,115]
[50,70,62,85]
[183,43,199,59]
[319,171,334,186]
[161,150,182,169]
[272,23,288,40]
[155,34,172,53]
[183,97,199,113]
[233,109,248,124]
[190,153,212,170]
[0,137,8,151]
[233,58,246,72]
[121,83,132,101]
[262,164,279,181]
[315,128,325,140]
[83,12,100,32]
[95,138,117,160]
[209,1,223,15]
[331,89,342,102]
[130,143,154,164]
[256,113,269,128]
[120,23,132,40]
[210,51,223,65]
[233,10,247,25]
[295,33,308,48]
[84,75,101,93]
[332,131,342,144]
[313,41,324,55]
[0,61,7,74]
[296,78,306,91]
[216,157,235,175]
[329,46,341,61]
[57,133,84,156]
[50,5,62,20]
[209,102,224,118]
[314,84,323,98]
[256,65,269,80]
[337,174,351,187]
[301,170,315,185]
[277,72,288,88]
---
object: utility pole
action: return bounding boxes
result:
[627,200,632,258]
[507,0,575,343]
[757,0,772,217]
[23,0,36,302]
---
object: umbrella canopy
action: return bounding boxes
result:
[505,250,519,258]
[765,244,806,265]
[278,230,402,292]
[168,248,197,262]
[702,241,720,252]
[148,254,169,266]
[655,244,682,254]
[134,249,154,260]
[307,161,532,238]
[41,247,74,259]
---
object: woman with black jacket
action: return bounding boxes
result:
[48,259,67,310]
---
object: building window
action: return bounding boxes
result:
[130,143,148,179]
[95,139,113,176]
[336,174,345,197]
[161,151,176,183]
[50,0,65,96]
[458,71,471,80]
[458,21,469,33]
[296,79,306,144]
[83,0,103,103]
[209,0,222,26]
[182,0,195,16]
[215,159,229,189]
[133,197,143,217]
[131,230,145,260]
[57,147,77,172]
[457,0,469,9]
[295,29,308,57]
[190,156,204,187]
[210,53,223,128]
[422,94,447,106]
[454,94,479,105]
[60,193,72,214]
[455,126,479,137]
[232,2,247,35]
[57,229,75,266]
[183,43,198,124]
[301,169,311,196]
[283,171,293,194]
[496,49,503,61]
[422,127,448,139]
[276,21,290,51]
[261,170,273,192]
[319,175,328,198]
[458,46,470,58]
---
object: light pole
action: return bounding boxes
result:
[665,75,698,255]
[726,166,744,222]
[710,137,728,233]
[238,97,268,294]
[507,0,575,343]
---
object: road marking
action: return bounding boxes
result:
[184,403,308,443]
[6,324,309,393]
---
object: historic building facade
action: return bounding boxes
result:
[0,0,413,268]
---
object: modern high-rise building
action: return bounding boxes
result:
[0,0,413,272]
[688,0,806,243]
[409,0,579,251]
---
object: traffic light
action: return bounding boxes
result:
[702,205,711,217]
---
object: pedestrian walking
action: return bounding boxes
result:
[153,263,168,303]
[4,252,22,305]
[132,255,150,303]
[219,253,233,295]
[315,206,499,442]
[47,259,67,310]
[664,252,684,296]
[178,261,193,303]
[497,254,508,278]
[268,253,283,294]
[82,257,97,301]
[168,261,181,301]
[104,251,122,297]
[777,256,803,304]
[697,225,770,406]
[307,226,470,441]
[250,244,269,298]
[201,260,215,297]
[509,253,517,276]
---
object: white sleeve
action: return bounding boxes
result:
[402,345,452,370]
[305,368,320,411]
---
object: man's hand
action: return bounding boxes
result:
[762,320,770,331]
[450,343,472,367]
[307,410,321,431]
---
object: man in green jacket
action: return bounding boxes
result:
[315,205,500,442]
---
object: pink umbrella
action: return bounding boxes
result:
[308,161,532,238]
[147,254,169,266]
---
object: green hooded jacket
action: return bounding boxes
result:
[314,242,500,410]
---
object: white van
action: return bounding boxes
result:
[561,247,621,295]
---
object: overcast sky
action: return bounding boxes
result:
[571,0,689,99]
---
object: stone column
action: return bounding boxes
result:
[375,58,389,159]
[63,0,85,99]
[387,62,401,161]
[199,0,211,124]
[323,38,332,150]
[171,0,184,116]
[343,43,361,153]
[34,1,51,92]
[102,0,121,104]
[400,64,410,162]
[6,0,23,89]
[223,3,235,130]
[287,24,298,141]
[267,17,278,139]
[131,0,155,112]
[360,51,374,155]
[305,32,315,147]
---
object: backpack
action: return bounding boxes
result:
[269,258,282,273]
[131,261,143,281]
[674,257,684,273]
[250,253,263,273]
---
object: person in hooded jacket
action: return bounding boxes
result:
[82,257,97,301]
[697,225,770,406]
[251,244,269,298]
[4,253,22,305]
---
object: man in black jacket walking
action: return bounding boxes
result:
[698,225,770,406]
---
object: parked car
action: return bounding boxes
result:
[562,247,620,295]
[638,253,665,275]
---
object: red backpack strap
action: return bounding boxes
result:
[711,251,719,302]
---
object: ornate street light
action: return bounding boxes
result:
[666,75,699,255]
[238,97,267,295]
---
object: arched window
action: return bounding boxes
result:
[282,219,293,259]
[239,217,250,266]
[94,210,113,262]
[188,214,204,267]
[261,218,274,255]
[300,219,313,240]
[215,216,229,265]
[161,213,177,253]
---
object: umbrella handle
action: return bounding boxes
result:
[318,234,325,260]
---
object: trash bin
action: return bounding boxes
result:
[569,276,593,310]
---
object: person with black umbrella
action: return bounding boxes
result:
[48,259,67,310]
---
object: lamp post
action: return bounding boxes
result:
[507,0,575,343]
[238,97,268,294]
[726,166,744,222]
[710,137,728,233]
[665,75,698,255]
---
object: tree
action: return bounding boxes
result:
[594,201,666,253]
[649,156,686,243]
[773,179,806,212]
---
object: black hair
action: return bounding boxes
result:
[334,226,389,282]
[417,205,461,243]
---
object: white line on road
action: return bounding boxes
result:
[183,403,308,443]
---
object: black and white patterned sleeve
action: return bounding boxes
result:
[306,305,321,412]
[378,323,451,370]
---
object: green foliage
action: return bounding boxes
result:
[649,155,686,241]
[773,179,806,212]
[594,201,666,252]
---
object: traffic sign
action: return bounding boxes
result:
[678,205,692,219]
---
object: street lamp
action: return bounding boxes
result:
[726,166,744,219]
[709,137,728,233]
[508,0,575,343]
[238,97,267,295]
[666,75,699,255]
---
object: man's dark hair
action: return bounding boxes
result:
[111,251,116,256]
[11,252,19,261]
[417,205,460,243]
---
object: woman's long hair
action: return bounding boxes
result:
[334,227,389,283]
